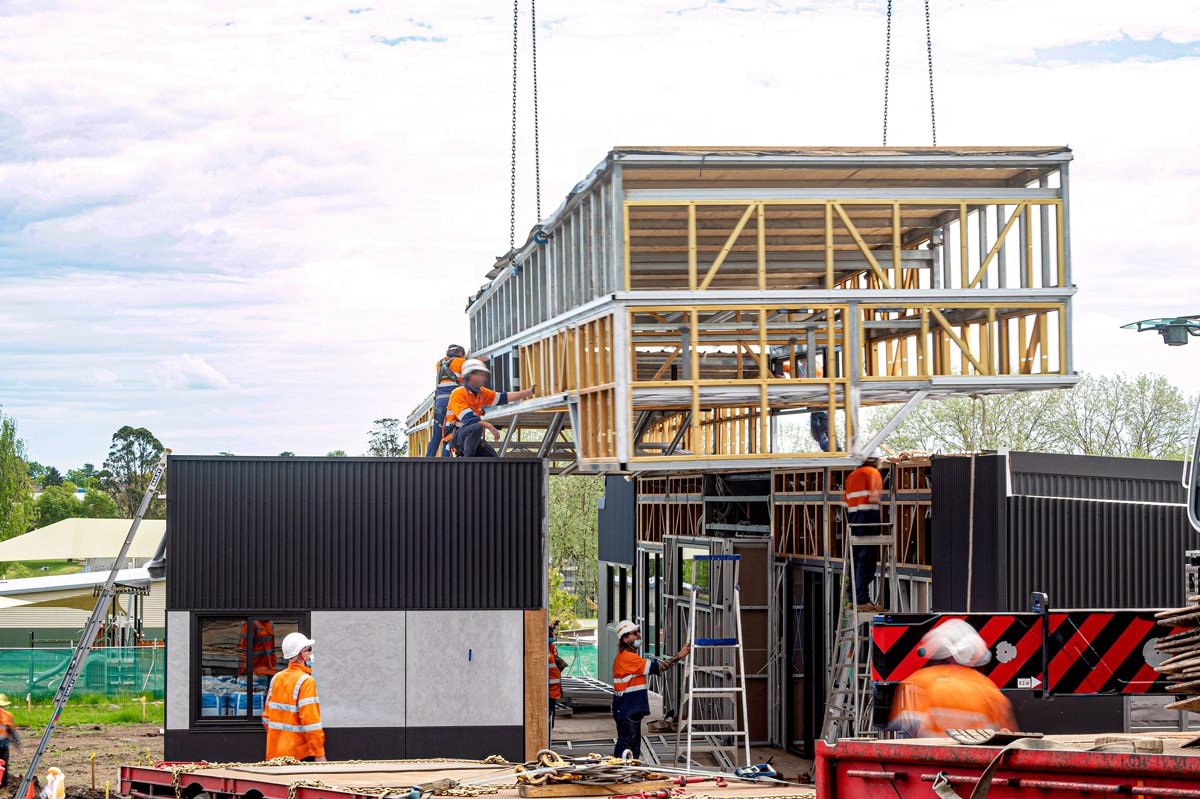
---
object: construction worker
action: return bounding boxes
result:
[426,344,468,457]
[779,359,835,452]
[845,455,886,611]
[262,632,326,762]
[611,620,690,760]
[238,619,278,684]
[889,619,1016,738]
[444,359,535,457]
[548,626,567,736]
[0,693,18,789]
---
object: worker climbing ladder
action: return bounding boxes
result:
[820,517,905,742]
[16,450,170,799]
[674,554,751,772]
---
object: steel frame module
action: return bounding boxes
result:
[406,147,1077,473]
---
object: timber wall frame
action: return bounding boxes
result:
[406,147,1078,472]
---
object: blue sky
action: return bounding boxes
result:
[1,0,1198,468]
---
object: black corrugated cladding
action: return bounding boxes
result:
[1008,496,1195,607]
[932,451,1197,612]
[598,475,636,565]
[930,454,1006,611]
[167,456,545,610]
[1008,451,1187,503]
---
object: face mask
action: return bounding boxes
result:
[305,654,314,667]
[631,637,642,648]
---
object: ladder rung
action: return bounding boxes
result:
[694,638,739,646]
[690,665,734,673]
[688,688,744,696]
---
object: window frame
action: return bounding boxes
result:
[190,611,311,729]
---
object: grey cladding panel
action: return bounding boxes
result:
[311,611,405,728]
[405,611,524,727]
[166,611,189,730]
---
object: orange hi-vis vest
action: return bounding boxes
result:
[844,465,883,513]
[263,662,325,760]
[890,664,1016,738]
[436,356,465,388]
[612,649,659,721]
[239,620,278,677]
[548,643,562,700]
[446,386,508,429]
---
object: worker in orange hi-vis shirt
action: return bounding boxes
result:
[889,619,1016,738]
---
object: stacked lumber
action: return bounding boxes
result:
[1154,599,1200,712]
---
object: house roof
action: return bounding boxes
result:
[0,518,165,562]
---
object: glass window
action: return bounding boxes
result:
[680,545,712,605]
[197,615,302,722]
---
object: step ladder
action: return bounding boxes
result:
[674,553,751,772]
[820,519,905,743]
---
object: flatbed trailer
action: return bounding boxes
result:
[120,760,817,799]
[815,733,1200,797]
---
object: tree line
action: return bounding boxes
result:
[863,372,1197,458]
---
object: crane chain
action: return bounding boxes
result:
[925,0,937,146]
[881,0,892,146]
[509,0,519,251]
[531,0,542,222]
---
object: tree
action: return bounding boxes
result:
[34,481,83,527]
[101,426,166,518]
[326,450,349,457]
[42,466,64,487]
[863,372,1197,459]
[0,411,36,540]
[66,463,99,489]
[81,488,119,519]
[26,461,45,486]
[279,451,295,457]
[547,475,603,619]
[548,567,578,629]
[367,419,406,457]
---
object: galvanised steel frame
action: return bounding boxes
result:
[406,147,1077,473]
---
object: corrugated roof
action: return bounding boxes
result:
[0,567,154,596]
[0,518,164,562]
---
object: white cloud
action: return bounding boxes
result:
[0,0,1197,466]
[154,355,234,391]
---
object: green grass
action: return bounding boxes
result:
[5,560,85,578]
[10,700,163,727]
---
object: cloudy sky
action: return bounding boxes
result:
[1,0,1198,469]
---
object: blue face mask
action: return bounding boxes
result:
[305,653,314,667]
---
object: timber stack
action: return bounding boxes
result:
[1154,598,1200,712]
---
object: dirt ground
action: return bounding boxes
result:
[2,724,162,799]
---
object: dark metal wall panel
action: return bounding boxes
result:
[598,475,636,565]
[1009,451,1187,504]
[1007,495,1197,608]
[167,457,545,611]
[930,455,1006,611]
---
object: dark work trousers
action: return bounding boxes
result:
[549,698,557,737]
[0,743,8,787]
[849,508,882,605]
[453,423,499,457]
[613,714,644,759]
[810,411,837,452]
[424,388,454,457]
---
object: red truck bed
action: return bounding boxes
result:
[816,733,1200,797]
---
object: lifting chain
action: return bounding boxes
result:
[881,0,892,146]
[530,0,542,222]
[509,0,520,251]
[880,0,938,146]
[925,0,937,146]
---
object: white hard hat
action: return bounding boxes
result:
[919,619,991,667]
[461,358,490,377]
[281,631,315,660]
[614,620,640,639]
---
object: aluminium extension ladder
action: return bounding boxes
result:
[16,450,170,799]
[674,554,751,771]
[820,518,906,743]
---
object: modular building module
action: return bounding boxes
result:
[406,146,1077,472]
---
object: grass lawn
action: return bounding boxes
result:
[11,699,164,727]
[19,560,85,576]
